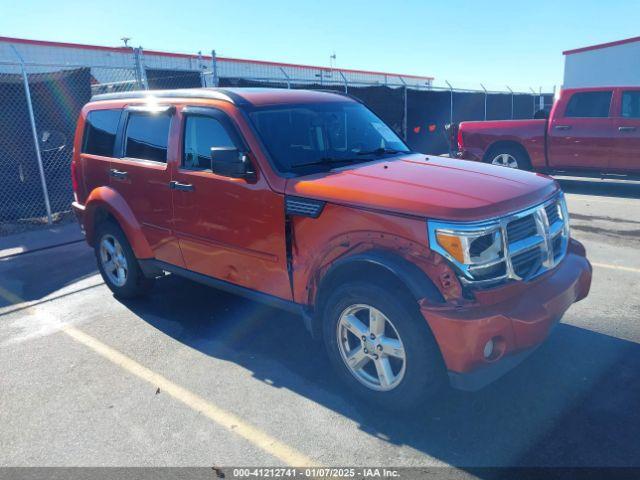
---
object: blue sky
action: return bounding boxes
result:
[3,0,639,91]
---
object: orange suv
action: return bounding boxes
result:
[71,88,592,408]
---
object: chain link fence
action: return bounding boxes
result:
[0,38,553,235]
[0,64,48,231]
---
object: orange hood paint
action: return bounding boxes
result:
[286,154,559,222]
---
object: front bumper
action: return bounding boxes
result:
[420,239,592,391]
[71,201,87,237]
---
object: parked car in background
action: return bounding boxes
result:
[72,88,592,409]
[457,86,640,175]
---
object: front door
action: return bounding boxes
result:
[611,88,640,173]
[547,89,615,171]
[171,106,292,300]
[110,106,183,266]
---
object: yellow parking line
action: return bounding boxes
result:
[62,324,319,467]
[0,285,317,467]
[592,262,640,274]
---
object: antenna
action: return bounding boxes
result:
[120,37,131,47]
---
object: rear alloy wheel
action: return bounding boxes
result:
[95,221,154,298]
[99,234,128,287]
[486,145,531,170]
[491,153,519,169]
[323,282,446,410]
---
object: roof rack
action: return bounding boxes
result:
[90,88,248,105]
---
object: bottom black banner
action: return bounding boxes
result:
[1,467,640,480]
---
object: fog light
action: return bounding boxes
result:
[483,339,495,359]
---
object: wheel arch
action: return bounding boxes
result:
[483,140,532,165]
[306,249,445,339]
[84,186,153,259]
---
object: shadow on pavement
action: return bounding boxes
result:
[0,243,97,308]
[557,178,640,199]
[123,274,640,469]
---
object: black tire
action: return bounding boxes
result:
[94,221,154,298]
[485,145,532,170]
[322,282,446,410]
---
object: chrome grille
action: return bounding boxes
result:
[503,197,568,281]
[552,234,563,260]
[545,203,560,225]
[428,194,570,288]
[512,247,544,278]
[506,215,537,243]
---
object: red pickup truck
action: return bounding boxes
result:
[457,86,640,175]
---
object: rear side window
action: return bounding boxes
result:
[183,116,235,170]
[565,91,612,118]
[621,91,640,118]
[124,113,171,163]
[82,109,121,156]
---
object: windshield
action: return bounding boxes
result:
[248,101,410,173]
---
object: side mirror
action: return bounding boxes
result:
[210,147,255,179]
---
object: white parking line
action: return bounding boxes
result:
[592,262,640,274]
[565,194,640,206]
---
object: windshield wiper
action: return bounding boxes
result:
[290,157,363,169]
[357,148,411,156]
[290,149,412,169]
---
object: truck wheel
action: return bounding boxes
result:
[486,145,531,170]
[95,221,154,298]
[322,282,446,410]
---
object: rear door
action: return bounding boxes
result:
[79,108,121,201]
[171,106,292,300]
[110,105,184,266]
[611,88,640,173]
[547,90,615,170]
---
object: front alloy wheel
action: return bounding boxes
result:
[337,304,406,391]
[322,282,446,409]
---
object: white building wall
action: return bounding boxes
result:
[564,41,640,88]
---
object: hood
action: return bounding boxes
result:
[285,154,559,222]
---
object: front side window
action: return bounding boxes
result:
[82,109,121,156]
[124,113,171,163]
[621,91,640,118]
[183,116,235,170]
[248,101,410,173]
[565,91,612,118]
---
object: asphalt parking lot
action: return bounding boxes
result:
[1,177,639,471]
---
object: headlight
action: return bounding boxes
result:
[429,221,507,284]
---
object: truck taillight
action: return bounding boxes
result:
[457,128,464,150]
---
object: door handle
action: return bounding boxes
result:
[555,125,571,131]
[169,181,194,192]
[618,126,637,132]
[109,168,128,180]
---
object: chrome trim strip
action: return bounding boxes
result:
[508,235,545,256]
